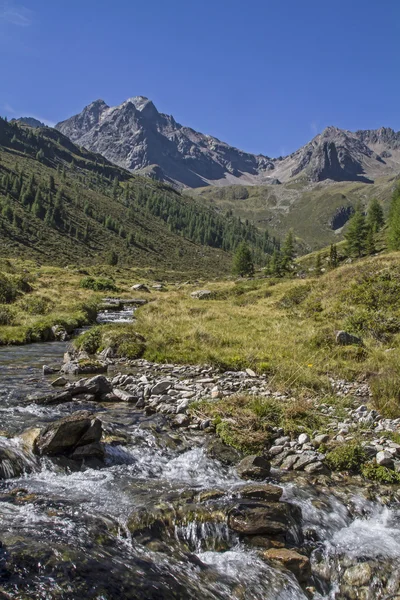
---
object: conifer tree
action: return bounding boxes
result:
[345,205,367,257]
[387,186,400,251]
[232,242,254,277]
[315,253,322,274]
[329,243,338,268]
[367,198,384,233]
[366,226,376,255]
[281,229,295,271]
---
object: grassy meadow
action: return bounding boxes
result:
[1,251,400,420]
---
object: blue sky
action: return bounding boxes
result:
[0,0,398,157]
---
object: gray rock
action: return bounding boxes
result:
[112,388,138,403]
[190,290,213,300]
[269,445,284,456]
[85,375,113,396]
[336,330,363,346]
[298,433,310,445]
[171,414,190,428]
[151,380,172,395]
[313,434,329,445]
[280,454,300,471]
[376,450,394,467]
[28,391,73,406]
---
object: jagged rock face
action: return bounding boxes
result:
[289,126,377,183]
[56,98,400,188]
[56,97,274,188]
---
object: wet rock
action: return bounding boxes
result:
[27,390,73,406]
[171,414,190,428]
[263,548,311,583]
[35,411,102,457]
[238,484,283,502]
[336,330,363,346]
[228,502,301,537]
[70,442,105,461]
[343,562,372,587]
[206,438,241,466]
[198,490,226,502]
[236,455,271,480]
[51,377,67,387]
[42,364,60,375]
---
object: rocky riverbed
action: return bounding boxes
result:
[1,342,400,599]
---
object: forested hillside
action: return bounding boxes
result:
[0,118,278,272]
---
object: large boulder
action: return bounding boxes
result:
[236,455,271,480]
[35,411,102,457]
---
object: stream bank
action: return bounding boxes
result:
[0,341,400,599]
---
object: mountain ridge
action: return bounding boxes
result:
[55,97,400,189]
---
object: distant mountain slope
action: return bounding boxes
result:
[11,117,46,128]
[0,119,275,272]
[56,97,400,188]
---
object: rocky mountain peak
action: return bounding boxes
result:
[55,97,400,188]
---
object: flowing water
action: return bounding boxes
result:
[1,342,400,599]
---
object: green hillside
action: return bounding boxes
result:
[191,176,398,251]
[0,118,277,275]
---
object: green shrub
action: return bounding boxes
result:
[75,327,103,354]
[19,295,54,315]
[361,462,400,484]
[79,277,117,292]
[101,325,145,359]
[278,284,311,309]
[325,442,366,473]
[344,308,400,342]
[74,324,145,358]
[0,305,14,325]
[0,273,18,304]
[370,371,400,418]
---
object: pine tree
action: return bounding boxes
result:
[107,250,118,266]
[367,198,384,233]
[270,249,282,277]
[281,229,295,271]
[315,253,322,275]
[366,226,376,255]
[387,186,400,250]
[232,242,254,277]
[345,205,367,257]
[329,243,338,268]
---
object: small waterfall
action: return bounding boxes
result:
[175,520,232,552]
[0,435,38,479]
